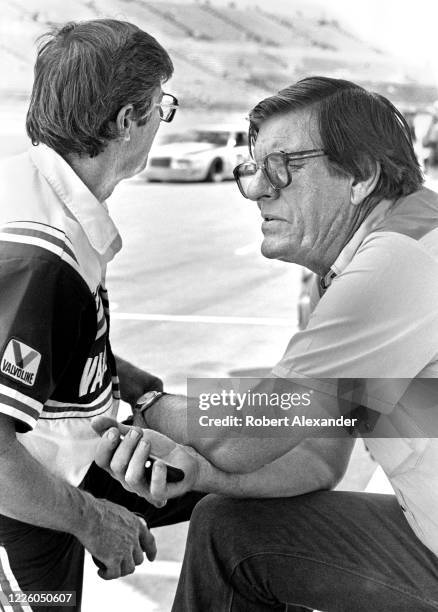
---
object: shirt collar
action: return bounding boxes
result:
[29,144,122,263]
[321,198,394,290]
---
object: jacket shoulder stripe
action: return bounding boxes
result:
[0,233,82,277]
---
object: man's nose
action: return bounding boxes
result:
[246,169,279,202]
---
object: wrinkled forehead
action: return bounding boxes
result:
[253,108,321,160]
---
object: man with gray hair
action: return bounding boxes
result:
[0,19,202,610]
[95,77,438,611]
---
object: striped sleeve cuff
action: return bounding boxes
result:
[0,383,43,431]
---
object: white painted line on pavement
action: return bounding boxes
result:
[111,312,296,327]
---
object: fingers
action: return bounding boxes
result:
[116,422,134,437]
[94,428,167,508]
[95,423,143,473]
[97,560,121,581]
[122,438,168,508]
[94,427,121,470]
[150,460,168,506]
[94,424,172,511]
[92,416,133,438]
[96,524,150,580]
[91,415,119,436]
[120,557,136,576]
[98,567,113,580]
[133,547,145,566]
[124,439,150,488]
[109,428,143,479]
[98,559,136,580]
[138,518,157,561]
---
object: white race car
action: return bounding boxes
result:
[143,125,250,182]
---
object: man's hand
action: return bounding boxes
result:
[92,417,201,506]
[76,497,156,580]
[115,356,163,409]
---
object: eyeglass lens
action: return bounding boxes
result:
[265,153,289,188]
[235,162,259,197]
[236,154,290,196]
[160,94,178,122]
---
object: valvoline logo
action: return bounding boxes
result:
[1,339,41,387]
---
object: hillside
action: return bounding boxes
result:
[1,0,436,110]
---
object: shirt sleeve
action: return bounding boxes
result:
[272,232,438,418]
[0,252,90,432]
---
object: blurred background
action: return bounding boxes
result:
[1,1,438,610]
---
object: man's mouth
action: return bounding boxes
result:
[262,214,286,222]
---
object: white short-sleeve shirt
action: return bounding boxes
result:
[272,187,438,555]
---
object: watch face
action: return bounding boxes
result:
[135,390,162,411]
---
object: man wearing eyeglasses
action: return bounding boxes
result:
[94,76,438,610]
[0,19,204,611]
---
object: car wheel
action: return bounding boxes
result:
[206,158,224,183]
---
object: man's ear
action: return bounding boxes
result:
[350,160,381,206]
[116,104,134,142]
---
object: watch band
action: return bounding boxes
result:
[135,390,167,415]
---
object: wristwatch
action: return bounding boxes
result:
[134,390,167,420]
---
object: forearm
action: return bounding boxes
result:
[0,438,97,538]
[144,380,353,473]
[193,438,355,497]
[145,395,308,472]
[115,355,162,408]
[142,394,189,443]
[92,416,354,504]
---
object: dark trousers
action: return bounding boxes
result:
[172,491,438,612]
[0,463,203,612]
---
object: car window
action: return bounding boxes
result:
[235,132,248,147]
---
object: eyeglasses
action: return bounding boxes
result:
[155,92,179,123]
[233,149,326,199]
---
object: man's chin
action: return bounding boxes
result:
[130,158,148,178]
[123,166,145,181]
[261,241,281,260]
[136,166,147,177]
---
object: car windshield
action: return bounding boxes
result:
[161,130,230,146]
